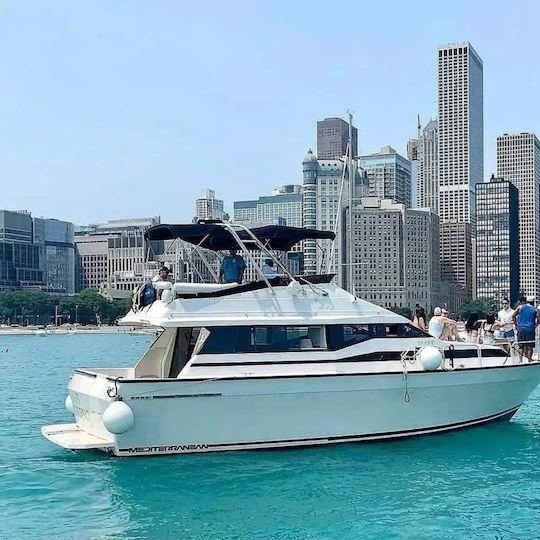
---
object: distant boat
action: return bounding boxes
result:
[35,329,48,337]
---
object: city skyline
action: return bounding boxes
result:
[2,1,540,223]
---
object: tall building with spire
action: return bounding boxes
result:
[420,120,439,212]
[437,42,484,298]
[407,116,423,207]
[407,118,439,212]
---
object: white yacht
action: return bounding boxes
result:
[42,222,540,456]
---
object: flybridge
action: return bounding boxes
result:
[143,221,337,296]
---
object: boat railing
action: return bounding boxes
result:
[402,340,527,371]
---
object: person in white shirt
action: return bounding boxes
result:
[428,307,462,341]
[497,297,515,339]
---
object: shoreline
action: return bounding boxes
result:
[0,326,158,336]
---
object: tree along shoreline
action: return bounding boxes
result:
[0,289,132,326]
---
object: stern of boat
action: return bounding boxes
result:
[41,369,129,452]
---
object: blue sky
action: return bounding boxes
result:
[1,0,539,224]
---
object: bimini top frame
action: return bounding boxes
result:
[145,221,336,295]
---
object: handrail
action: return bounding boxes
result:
[217,222,276,295]
[219,222,328,298]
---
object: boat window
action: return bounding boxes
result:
[327,324,428,350]
[252,326,325,352]
[199,326,254,354]
[199,325,326,354]
[188,327,203,357]
[169,328,194,378]
[327,325,371,349]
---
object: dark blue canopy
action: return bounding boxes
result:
[144,223,335,252]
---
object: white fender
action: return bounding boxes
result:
[418,346,443,371]
[103,401,135,434]
[65,395,74,414]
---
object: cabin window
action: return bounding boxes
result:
[199,325,326,354]
[327,324,428,350]
[252,326,325,352]
[200,326,253,354]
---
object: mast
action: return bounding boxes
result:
[347,111,355,294]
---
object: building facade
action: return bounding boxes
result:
[75,217,162,297]
[195,189,225,221]
[407,137,422,209]
[496,133,540,299]
[233,186,303,228]
[33,218,75,293]
[317,117,358,160]
[440,222,472,289]
[351,198,440,310]
[418,120,439,212]
[302,150,351,284]
[438,42,483,298]
[360,146,412,207]
[0,210,44,290]
[475,176,519,302]
[74,234,109,291]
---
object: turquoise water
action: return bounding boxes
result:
[1,335,540,539]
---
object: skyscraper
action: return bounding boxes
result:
[351,198,440,310]
[475,176,519,302]
[33,218,75,293]
[195,189,225,221]
[360,146,412,207]
[496,133,540,299]
[302,148,365,288]
[407,137,422,209]
[437,42,484,298]
[418,120,439,212]
[302,150,346,281]
[0,210,44,290]
[317,117,358,160]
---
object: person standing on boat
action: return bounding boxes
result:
[219,249,246,284]
[513,296,539,361]
[497,297,515,340]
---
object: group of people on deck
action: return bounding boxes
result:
[412,296,540,360]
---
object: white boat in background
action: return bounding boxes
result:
[35,329,48,337]
[42,222,540,457]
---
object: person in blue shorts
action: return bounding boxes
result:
[219,249,246,284]
[513,295,539,361]
[497,297,515,340]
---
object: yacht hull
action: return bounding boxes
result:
[43,362,540,456]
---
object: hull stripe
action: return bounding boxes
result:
[117,405,521,454]
[104,360,540,384]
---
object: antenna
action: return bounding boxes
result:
[417,114,421,139]
[347,110,355,296]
